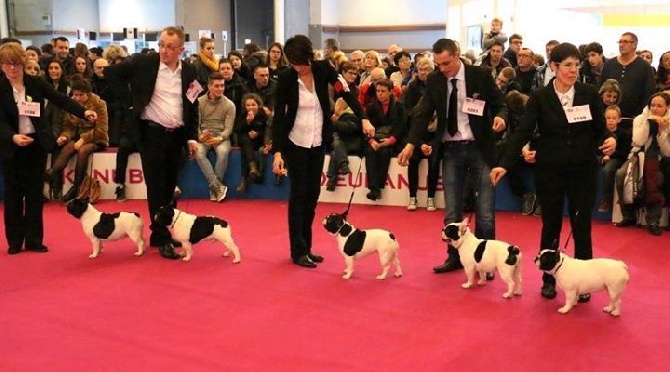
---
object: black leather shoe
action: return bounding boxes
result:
[293,255,317,268]
[433,258,463,273]
[578,293,591,303]
[541,283,557,299]
[25,245,49,253]
[615,219,635,227]
[648,224,662,236]
[486,272,495,281]
[7,246,21,255]
[158,243,181,260]
[307,252,324,263]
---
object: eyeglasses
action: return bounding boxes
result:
[158,42,183,52]
[617,40,635,44]
[2,61,23,68]
[556,62,579,69]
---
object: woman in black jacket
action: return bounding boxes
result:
[0,43,97,254]
[271,35,370,268]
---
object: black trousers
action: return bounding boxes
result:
[140,122,185,244]
[283,142,324,259]
[114,134,139,185]
[535,162,597,285]
[1,139,48,249]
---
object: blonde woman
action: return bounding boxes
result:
[359,50,382,86]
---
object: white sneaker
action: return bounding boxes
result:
[217,185,228,202]
[407,197,417,211]
[427,197,436,212]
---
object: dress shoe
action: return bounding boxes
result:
[615,219,635,228]
[486,272,495,281]
[648,224,662,236]
[578,293,591,303]
[7,246,22,255]
[433,258,463,273]
[25,245,49,253]
[541,283,557,299]
[307,252,324,263]
[293,255,317,268]
[150,237,182,248]
[158,243,181,260]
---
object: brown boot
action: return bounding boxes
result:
[236,177,248,192]
[248,162,259,180]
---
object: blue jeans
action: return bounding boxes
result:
[442,142,495,258]
[195,140,232,186]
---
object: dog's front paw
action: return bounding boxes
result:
[88,253,100,259]
[222,251,230,257]
[461,282,473,289]
[477,279,487,286]
[182,256,192,262]
[134,250,144,257]
[502,292,513,299]
[342,273,352,280]
[376,274,387,280]
[558,305,573,314]
[232,258,241,264]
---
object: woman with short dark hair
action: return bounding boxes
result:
[272,35,371,268]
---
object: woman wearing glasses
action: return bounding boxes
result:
[490,43,616,302]
[272,35,372,268]
[0,43,97,255]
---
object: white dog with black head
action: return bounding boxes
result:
[323,212,401,280]
[535,249,629,316]
[442,218,522,298]
[66,198,145,259]
[154,204,241,263]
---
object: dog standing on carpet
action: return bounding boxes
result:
[322,212,401,280]
[535,249,629,316]
[66,198,145,259]
[442,219,522,298]
[154,205,241,263]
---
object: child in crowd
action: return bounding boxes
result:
[235,93,269,192]
[482,18,508,53]
[325,98,363,191]
[598,105,630,212]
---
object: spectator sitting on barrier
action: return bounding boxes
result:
[598,105,630,212]
[43,59,70,200]
[235,93,269,192]
[325,98,363,191]
[615,92,670,236]
[497,90,538,215]
[402,56,441,211]
[364,79,408,201]
[196,72,235,202]
[46,76,108,202]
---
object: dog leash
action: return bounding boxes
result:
[343,158,364,218]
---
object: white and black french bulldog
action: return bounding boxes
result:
[323,212,401,280]
[442,219,523,299]
[535,249,629,316]
[66,198,145,259]
[154,205,241,263]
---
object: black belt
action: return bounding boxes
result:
[144,120,178,132]
[444,140,474,145]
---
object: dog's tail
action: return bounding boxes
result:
[505,245,521,266]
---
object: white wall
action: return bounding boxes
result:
[335,0,446,26]
[98,0,175,32]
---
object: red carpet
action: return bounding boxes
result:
[1,199,668,370]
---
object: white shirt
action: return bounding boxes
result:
[443,62,475,141]
[288,78,323,148]
[543,64,555,87]
[141,61,184,128]
[553,81,575,107]
[12,85,35,135]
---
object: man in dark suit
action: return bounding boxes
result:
[104,26,199,260]
[398,38,507,274]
